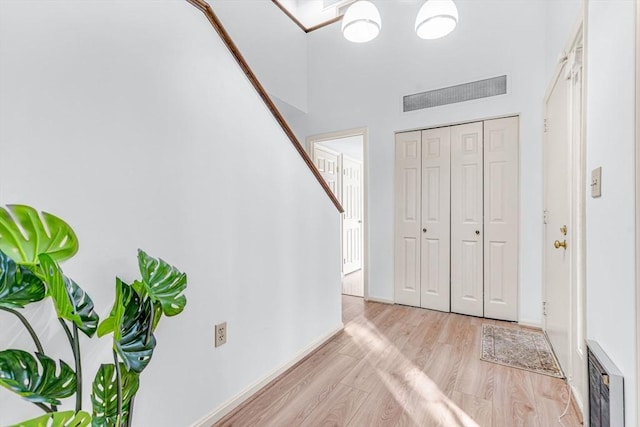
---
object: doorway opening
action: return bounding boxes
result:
[307,129,368,298]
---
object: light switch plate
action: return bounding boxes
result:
[591,167,602,198]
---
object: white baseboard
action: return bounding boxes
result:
[190,323,344,427]
[364,296,394,305]
[518,319,542,329]
[570,383,585,421]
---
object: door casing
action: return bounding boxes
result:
[307,128,369,300]
[635,0,640,417]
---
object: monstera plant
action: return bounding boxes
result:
[0,204,187,427]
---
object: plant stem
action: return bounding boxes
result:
[113,349,123,427]
[0,306,45,354]
[34,402,53,413]
[58,319,82,412]
[126,396,136,427]
[73,323,82,412]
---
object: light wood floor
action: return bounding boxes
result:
[215,296,582,427]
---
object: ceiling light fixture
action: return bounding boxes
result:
[415,0,459,40]
[341,1,382,43]
[341,0,458,43]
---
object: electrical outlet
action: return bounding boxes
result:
[215,322,227,347]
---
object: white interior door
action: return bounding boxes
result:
[420,127,451,312]
[544,65,571,374]
[483,117,519,321]
[451,122,484,317]
[394,131,421,307]
[312,145,340,201]
[342,155,362,275]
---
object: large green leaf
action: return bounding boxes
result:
[131,280,162,332]
[0,349,76,405]
[39,254,98,337]
[91,363,140,427]
[0,205,78,266]
[116,282,156,373]
[137,250,187,317]
[100,279,156,373]
[8,410,91,427]
[0,250,45,309]
[97,278,125,339]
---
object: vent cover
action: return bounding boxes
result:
[403,75,507,112]
[588,340,624,427]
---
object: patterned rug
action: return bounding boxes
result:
[481,324,564,378]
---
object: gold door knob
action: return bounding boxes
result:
[554,240,567,250]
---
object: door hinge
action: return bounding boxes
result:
[543,210,549,224]
[543,301,547,316]
[544,119,548,133]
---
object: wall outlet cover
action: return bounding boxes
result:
[215,322,227,347]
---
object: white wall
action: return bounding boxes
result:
[212,0,309,112]
[301,0,547,324]
[545,0,582,82]
[585,1,637,425]
[0,1,341,425]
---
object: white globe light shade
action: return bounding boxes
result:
[415,0,459,40]
[341,1,381,43]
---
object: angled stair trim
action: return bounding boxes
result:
[186,0,344,213]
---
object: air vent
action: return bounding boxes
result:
[588,340,624,427]
[403,75,507,112]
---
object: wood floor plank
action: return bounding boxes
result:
[213,297,581,427]
[455,321,496,400]
[217,350,354,426]
[229,353,358,427]
[451,391,492,426]
[492,367,540,427]
[529,372,583,427]
[341,315,415,392]
[345,375,405,427]
[298,383,368,427]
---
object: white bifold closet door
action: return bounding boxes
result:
[394,129,451,311]
[394,131,422,307]
[395,118,518,321]
[420,127,451,311]
[450,122,485,317]
[483,117,519,320]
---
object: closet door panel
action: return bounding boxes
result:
[451,122,484,317]
[420,127,451,311]
[484,117,519,321]
[394,131,422,307]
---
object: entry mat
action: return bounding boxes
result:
[481,324,564,378]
